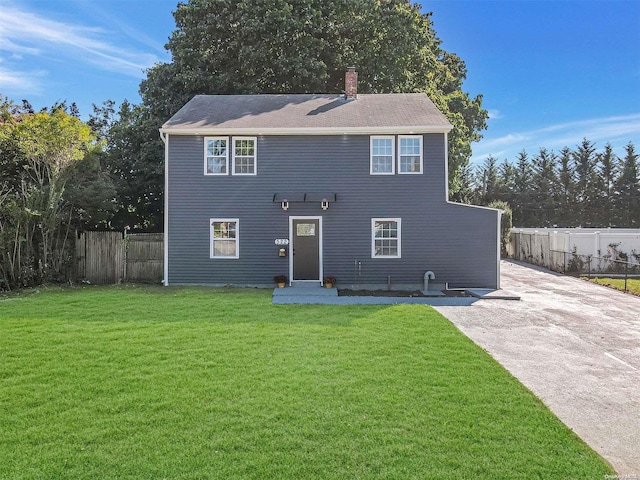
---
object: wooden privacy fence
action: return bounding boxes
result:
[76,231,163,284]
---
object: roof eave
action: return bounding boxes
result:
[159,125,454,135]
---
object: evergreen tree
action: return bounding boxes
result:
[614,142,639,227]
[530,148,558,226]
[512,150,533,226]
[595,143,619,226]
[556,147,576,226]
[456,160,477,205]
[476,155,500,205]
[497,159,516,208]
[572,138,598,226]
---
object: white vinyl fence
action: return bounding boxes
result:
[509,228,640,274]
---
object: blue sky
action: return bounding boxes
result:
[1,0,639,165]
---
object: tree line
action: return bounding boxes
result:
[471,139,639,228]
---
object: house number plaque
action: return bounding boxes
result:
[274,239,289,245]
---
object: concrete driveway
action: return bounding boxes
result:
[435,260,640,475]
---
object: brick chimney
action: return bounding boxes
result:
[345,67,358,100]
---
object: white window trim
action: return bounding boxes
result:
[232,136,257,176]
[370,136,395,175]
[204,136,229,176]
[210,218,239,259]
[371,218,402,259]
[398,135,423,174]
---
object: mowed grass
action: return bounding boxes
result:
[0,285,613,479]
[591,277,640,295]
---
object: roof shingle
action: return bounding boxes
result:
[162,93,452,134]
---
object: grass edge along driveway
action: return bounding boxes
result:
[0,285,614,479]
[590,276,640,296]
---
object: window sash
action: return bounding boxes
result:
[233,137,256,175]
[370,136,395,175]
[204,137,229,175]
[371,218,401,258]
[398,136,423,174]
[210,219,239,259]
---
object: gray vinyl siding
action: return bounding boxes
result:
[167,133,499,288]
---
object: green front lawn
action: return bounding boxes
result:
[591,277,640,295]
[0,286,613,479]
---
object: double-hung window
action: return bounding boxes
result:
[233,137,257,175]
[370,136,395,174]
[398,136,423,174]
[372,218,401,258]
[204,137,229,175]
[210,219,239,259]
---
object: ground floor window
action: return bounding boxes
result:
[372,218,401,258]
[210,219,239,259]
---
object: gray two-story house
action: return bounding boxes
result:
[161,69,500,290]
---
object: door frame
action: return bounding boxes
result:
[289,216,323,284]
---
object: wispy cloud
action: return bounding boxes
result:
[487,109,503,120]
[70,0,170,56]
[0,66,45,94]
[0,5,160,79]
[0,37,39,56]
[473,113,640,163]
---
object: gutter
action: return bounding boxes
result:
[158,125,453,136]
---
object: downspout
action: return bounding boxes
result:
[160,129,169,286]
[496,209,502,289]
[444,131,449,202]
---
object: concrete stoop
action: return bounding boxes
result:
[272,284,477,306]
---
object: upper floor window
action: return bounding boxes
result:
[204,137,229,175]
[370,136,395,175]
[398,136,423,174]
[371,218,401,258]
[233,137,257,175]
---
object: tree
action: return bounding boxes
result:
[16,109,102,279]
[455,160,476,204]
[90,100,163,231]
[512,150,533,226]
[496,159,516,207]
[476,155,500,205]
[0,98,110,288]
[594,143,618,226]
[530,148,557,226]
[614,142,639,227]
[140,0,487,205]
[572,138,598,226]
[555,147,575,226]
